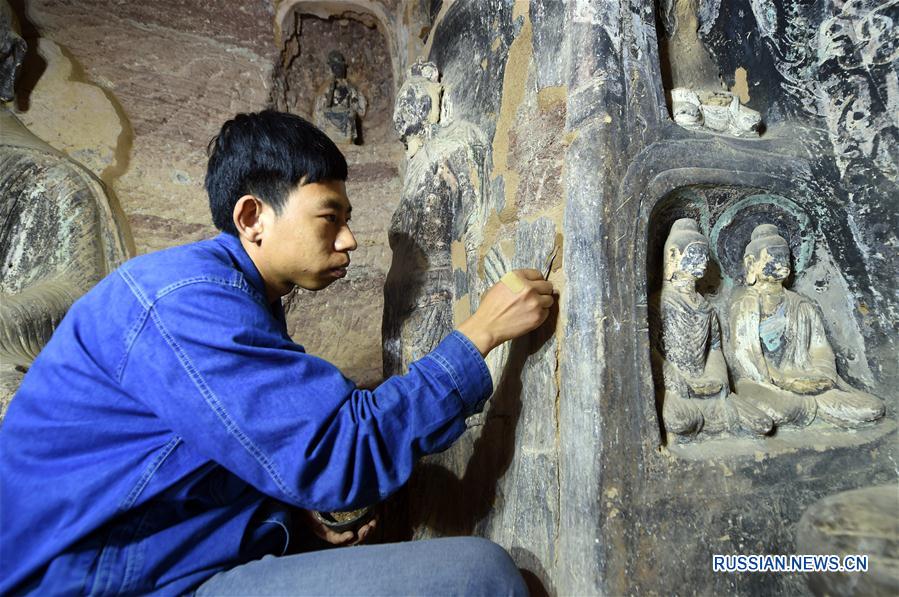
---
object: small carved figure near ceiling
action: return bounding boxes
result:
[650,218,772,439]
[313,50,367,144]
[0,2,129,417]
[671,88,762,137]
[729,224,885,428]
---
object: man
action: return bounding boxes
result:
[0,110,555,595]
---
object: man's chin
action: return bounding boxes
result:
[295,278,335,291]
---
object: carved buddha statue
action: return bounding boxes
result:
[651,218,772,438]
[313,50,367,145]
[729,224,885,428]
[382,59,487,376]
[0,4,129,416]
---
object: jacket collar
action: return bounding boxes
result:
[213,232,269,301]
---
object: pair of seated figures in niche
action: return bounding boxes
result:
[651,219,885,439]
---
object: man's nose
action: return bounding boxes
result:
[336,225,358,252]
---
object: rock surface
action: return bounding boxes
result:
[383,1,898,595]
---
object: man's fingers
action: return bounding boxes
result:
[351,518,377,545]
[537,294,554,309]
[331,529,354,544]
[529,280,554,295]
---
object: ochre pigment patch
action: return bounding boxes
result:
[537,85,566,112]
[453,294,471,325]
[451,240,467,270]
[731,67,750,103]
[491,7,534,222]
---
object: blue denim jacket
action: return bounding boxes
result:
[0,233,492,595]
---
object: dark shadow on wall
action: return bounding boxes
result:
[380,296,559,596]
[9,0,45,111]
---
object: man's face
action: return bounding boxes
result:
[258,179,356,294]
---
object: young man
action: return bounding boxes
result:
[0,111,554,595]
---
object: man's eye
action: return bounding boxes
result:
[323,214,337,223]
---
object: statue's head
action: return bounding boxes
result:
[663,218,709,281]
[1,1,27,103]
[743,224,791,285]
[393,59,441,155]
[327,50,347,78]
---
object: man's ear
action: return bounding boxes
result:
[233,195,265,244]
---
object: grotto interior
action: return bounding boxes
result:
[2,0,897,595]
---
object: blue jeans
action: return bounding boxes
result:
[195,537,528,596]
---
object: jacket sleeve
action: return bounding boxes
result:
[120,281,492,512]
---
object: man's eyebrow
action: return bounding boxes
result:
[319,198,352,214]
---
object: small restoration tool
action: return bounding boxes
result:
[542,246,558,280]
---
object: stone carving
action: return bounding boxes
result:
[816,0,899,178]
[0,5,129,416]
[650,218,772,438]
[392,58,442,159]
[313,50,367,144]
[671,88,762,137]
[796,485,899,597]
[382,59,488,376]
[729,224,885,428]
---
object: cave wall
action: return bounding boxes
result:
[385,1,898,595]
[15,0,426,385]
[9,0,897,594]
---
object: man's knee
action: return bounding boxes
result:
[443,537,528,597]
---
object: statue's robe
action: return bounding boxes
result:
[382,123,487,377]
[650,287,733,434]
[651,285,772,436]
[0,112,129,416]
[730,287,884,427]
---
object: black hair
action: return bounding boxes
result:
[205,110,348,235]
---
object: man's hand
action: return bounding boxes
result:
[302,509,377,547]
[456,268,556,356]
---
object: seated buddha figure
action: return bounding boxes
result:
[650,218,772,438]
[0,5,129,416]
[313,51,367,145]
[729,224,885,428]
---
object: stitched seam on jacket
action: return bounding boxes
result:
[118,508,154,594]
[157,275,245,299]
[118,268,151,309]
[116,309,150,383]
[119,435,182,510]
[450,331,491,387]
[147,306,301,503]
[426,352,465,401]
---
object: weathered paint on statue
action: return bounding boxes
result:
[651,218,772,438]
[729,224,885,428]
[382,59,488,376]
[0,3,130,416]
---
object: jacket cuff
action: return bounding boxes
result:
[424,331,494,415]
